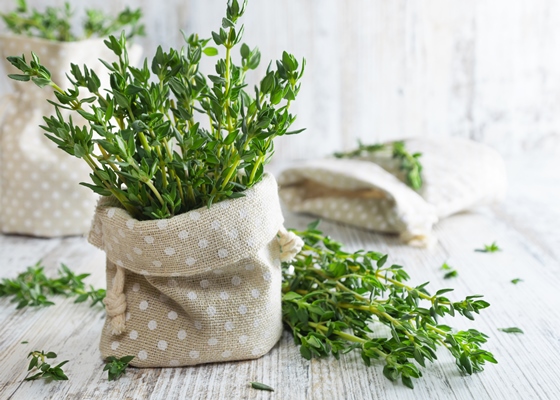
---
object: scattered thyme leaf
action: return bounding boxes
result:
[21,341,28,344]
[250,382,274,392]
[498,327,524,334]
[103,355,135,381]
[511,278,523,285]
[444,270,459,279]
[475,242,501,253]
[24,350,68,381]
[282,222,496,389]
[0,261,106,309]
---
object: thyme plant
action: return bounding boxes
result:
[1,0,144,42]
[282,222,497,389]
[7,0,304,220]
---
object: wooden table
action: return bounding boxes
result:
[1,155,559,400]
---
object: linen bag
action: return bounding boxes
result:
[89,174,303,367]
[279,137,507,247]
[0,35,140,237]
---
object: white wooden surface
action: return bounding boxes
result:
[0,154,559,400]
[1,0,560,159]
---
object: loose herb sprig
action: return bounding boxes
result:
[25,350,68,381]
[511,278,523,285]
[334,140,423,190]
[7,0,305,220]
[441,262,459,279]
[0,262,105,309]
[282,221,497,389]
[475,242,501,253]
[498,327,523,334]
[104,355,134,381]
[250,382,274,392]
[1,0,144,42]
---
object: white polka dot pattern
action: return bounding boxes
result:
[94,174,285,367]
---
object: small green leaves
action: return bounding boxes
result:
[250,382,274,392]
[282,223,496,389]
[475,242,501,253]
[441,263,459,279]
[498,327,524,334]
[6,0,304,221]
[0,261,106,309]
[1,1,144,42]
[24,350,69,381]
[511,278,523,284]
[103,356,135,381]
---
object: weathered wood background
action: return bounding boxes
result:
[1,0,559,160]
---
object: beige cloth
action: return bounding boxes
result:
[89,174,291,367]
[0,35,141,237]
[279,137,507,247]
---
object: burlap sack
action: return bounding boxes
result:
[88,174,303,367]
[279,137,507,247]
[0,35,141,237]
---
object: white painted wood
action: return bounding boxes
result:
[0,154,559,399]
[1,0,560,162]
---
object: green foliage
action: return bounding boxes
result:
[0,262,106,309]
[334,140,423,190]
[441,262,459,279]
[511,278,523,284]
[250,382,274,392]
[103,355,135,381]
[475,242,501,253]
[25,350,68,381]
[498,327,524,334]
[282,222,497,389]
[0,0,144,42]
[7,0,305,220]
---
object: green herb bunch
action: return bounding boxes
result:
[335,140,423,190]
[1,0,144,42]
[104,355,134,381]
[0,262,105,309]
[282,222,497,389]
[7,0,304,220]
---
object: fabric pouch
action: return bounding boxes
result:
[89,174,302,367]
[279,137,507,247]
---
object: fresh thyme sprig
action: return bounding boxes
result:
[103,355,134,381]
[1,0,144,42]
[0,262,106,309]
[498,327,523,334]
[25,350,68,381]
[441,262,459,279]
[7,0,305,220]
[282,221,497,389]
[475,242,501,253]
[334,140,423,190]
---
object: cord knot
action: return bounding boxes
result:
[103,264,127,335]
[277,227,304,262]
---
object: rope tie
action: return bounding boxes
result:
[103,264,127,335]
[277,227,304,262]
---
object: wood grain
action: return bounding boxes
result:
[0,155,559,399]
[1,0,560,161]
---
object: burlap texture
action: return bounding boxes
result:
[89,174,285,367]
[279,137,507,247]
[0,35,141,237]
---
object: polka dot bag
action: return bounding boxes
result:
[89,174,303,367]
[0,35,141,237]
[279,137,506,247]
